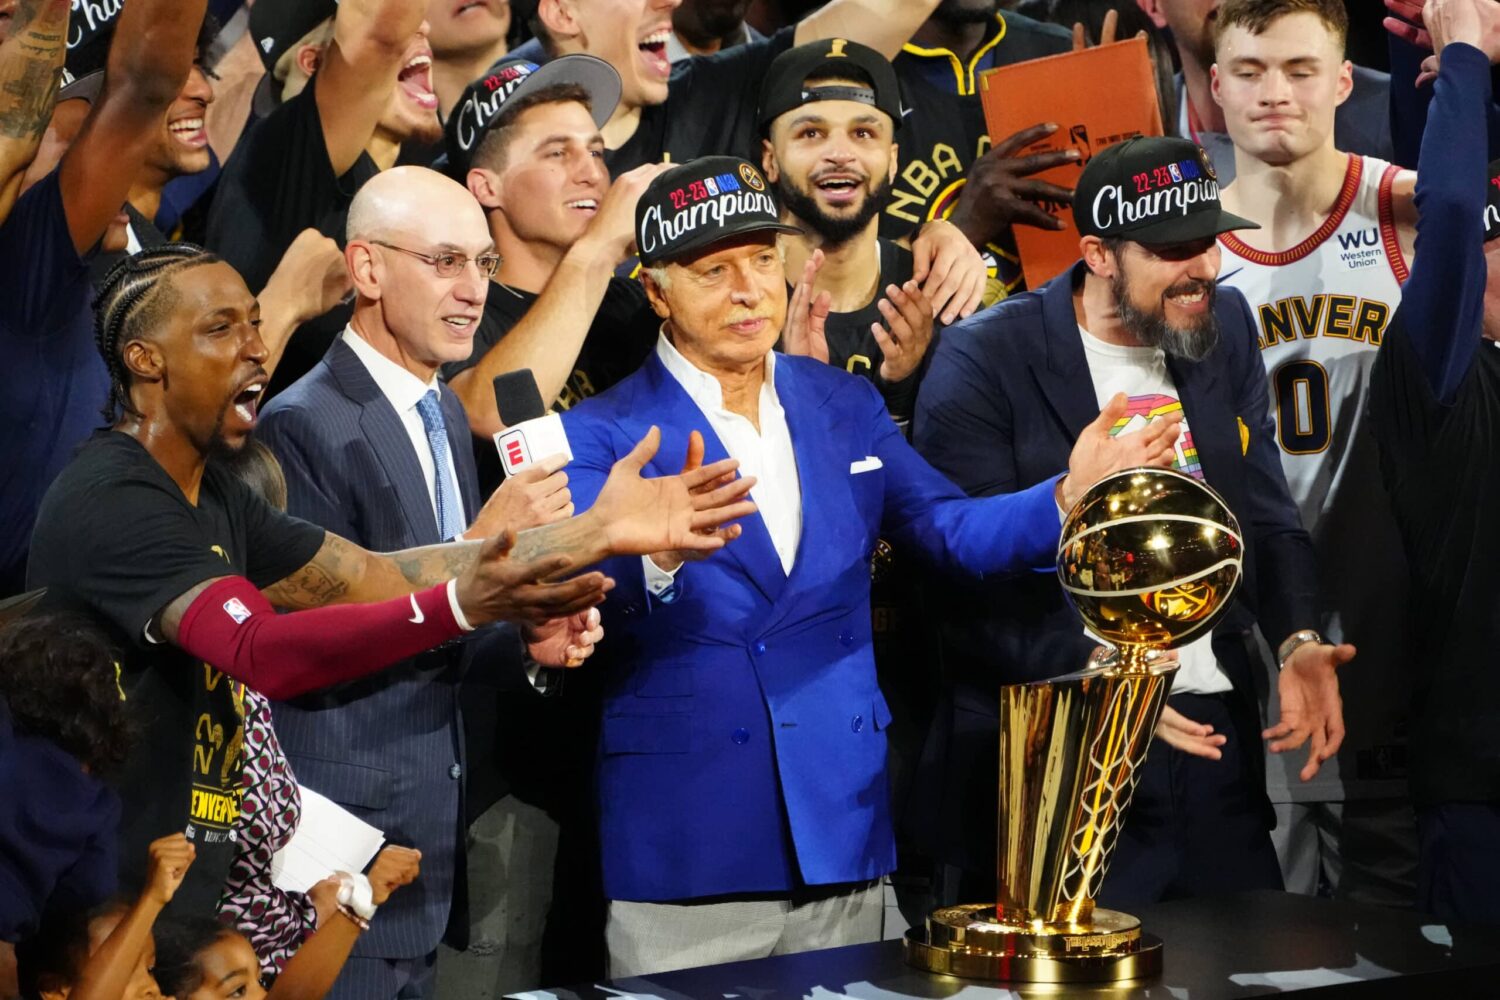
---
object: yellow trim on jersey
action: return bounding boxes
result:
[901,13,1010,96]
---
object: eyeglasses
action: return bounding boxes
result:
[371,240,502,279]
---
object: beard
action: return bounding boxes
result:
[774,172,892,248]
[1110,264,1220,362]
[933,0,998,25]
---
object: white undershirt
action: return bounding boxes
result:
[341,327,468,537]
[1077,325,1231,695]
[645,332,802,588]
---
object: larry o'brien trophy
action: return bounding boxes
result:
[905,468,1243,983]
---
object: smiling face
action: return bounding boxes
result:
[763,91,896,248]
[1211,12,1350,167]
[548,0,680,111]
[1101,237,1222,360]
[347,168,495,375]
[145,65,215,181]
[475,99,608,254]
[123,261,270,454]
[427,0,511,57]
[377,26,443,144]
[644,234,787,374]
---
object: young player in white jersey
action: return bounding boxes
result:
[1210,0,1419,907]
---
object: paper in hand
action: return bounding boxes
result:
[270,785,385,893]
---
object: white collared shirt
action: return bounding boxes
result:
[651,332,802,577]
[341,326,468,538]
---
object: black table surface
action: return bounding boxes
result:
[508,891,1500,998]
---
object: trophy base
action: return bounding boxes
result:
[902,903,1164,983]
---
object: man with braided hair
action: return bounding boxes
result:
[26,243,758,917]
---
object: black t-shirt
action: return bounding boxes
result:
[809,239,937,425]
[884,12,1072,299]
[204,83,381,397]
[442,277,660,495]
[1370,325,1500,805]
[605,27,796,175]
[26,433,325,914]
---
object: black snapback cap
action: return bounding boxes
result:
[1485,160,1500,242]
[636,156,801,266]
[250,0,339,76]
[1073,136,1258,244]
[757,38,902,135]
[445,54,622,178]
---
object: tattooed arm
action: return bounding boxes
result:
[0,0,67,223]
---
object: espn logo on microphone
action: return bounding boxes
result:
[494,412,573,477]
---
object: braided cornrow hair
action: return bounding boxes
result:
[93,242,223,423]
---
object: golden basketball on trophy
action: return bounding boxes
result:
[905,468,1244,983]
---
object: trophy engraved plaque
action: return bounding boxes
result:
[905,468,1243,982]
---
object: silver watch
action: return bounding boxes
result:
[1277,629,1325,669]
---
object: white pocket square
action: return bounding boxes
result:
[850,456,883,474]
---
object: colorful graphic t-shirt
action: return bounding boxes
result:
[1077,327,1230,695]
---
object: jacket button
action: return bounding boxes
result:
[851,715,864,733]
[732,728,751,745]
[449,764,462,780]
[753,642,766,656]
[839,630,854,647]
[621,603,638,617]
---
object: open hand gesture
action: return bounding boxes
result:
[1265,640,1355,781]
[592,427,758,557]
[872,281,935,382]
[784,249,830,363]
[456,529,613,628]
[1059,393,1183,509]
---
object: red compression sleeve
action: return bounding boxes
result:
[174,577,464,700]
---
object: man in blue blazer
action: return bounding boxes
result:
[255,167,607,998]
[558,155,1182,977]
[909,136,1357,910]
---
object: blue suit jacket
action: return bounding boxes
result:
[561,349,1062,902]
[907,261,1318,872]
[256,336,521,957]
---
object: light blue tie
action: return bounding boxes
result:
[415,389,464,541]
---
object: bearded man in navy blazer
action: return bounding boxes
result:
[558,155,1184,977]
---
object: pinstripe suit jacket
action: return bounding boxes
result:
[256,335,517,958]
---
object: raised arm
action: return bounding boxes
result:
[1398,27,1492,404]
[57,0,207,254]
[453,162,668,437]
[0,0,68,222]
[316,0,426,176]
[793,0,942,60]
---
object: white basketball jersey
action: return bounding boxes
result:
[1219,154,1412,801]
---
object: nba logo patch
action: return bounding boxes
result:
[222,597,252,625]
[705,176,720,196]
[1168,163,1183,183]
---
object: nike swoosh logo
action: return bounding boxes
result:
[901,106,914,118]
[408,594,424,625]
[1218,268,1243,283]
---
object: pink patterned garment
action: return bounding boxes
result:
[216,690,318,974]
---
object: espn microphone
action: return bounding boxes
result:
[493,370,572,476]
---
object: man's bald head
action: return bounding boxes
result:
[347,166,489,244]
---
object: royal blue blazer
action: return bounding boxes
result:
[561,349,1062,902]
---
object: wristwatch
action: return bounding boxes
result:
[1277,629,1325,669]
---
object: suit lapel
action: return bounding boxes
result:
[325,338,441,547]
[637,356,786,606]
[1167,340,1227,484]
[1033,263,1104,438]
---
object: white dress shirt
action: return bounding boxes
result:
[341,327,468,538]
[645,333,803,587]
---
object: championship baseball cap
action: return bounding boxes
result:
[636,156,801,266]
[444,55,622,178]
[757,38,903,135]
[1072,136,1258,244]
[250,0,339,76]
[1484,159,1500,243]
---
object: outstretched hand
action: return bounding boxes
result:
[647,431,752,573]
[455,529,613,628]
[1058,392,1183,510]
[592,427,758,557]
[1265,641,1356,782]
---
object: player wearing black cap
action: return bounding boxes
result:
[556,153,1178,976]
[912,133,1355,910]
[1367,1,1500,929]
[204,0,440,396]
[445,55,671,489]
